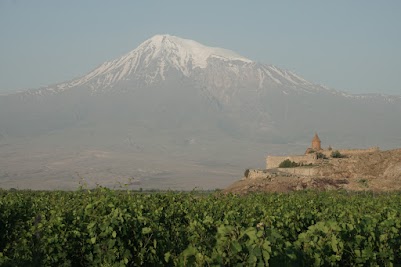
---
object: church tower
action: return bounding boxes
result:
[311,133,322,150]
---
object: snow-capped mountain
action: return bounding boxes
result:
[29,34,326,96]
[22,34,398,104]
[1,34,401,190]
[44,34,252,92]
[2,34,400,137]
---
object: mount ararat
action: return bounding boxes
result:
[0,34,400,190]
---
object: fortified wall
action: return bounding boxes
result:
[336,147,379,156]
[277,167,318,176]
[313,147,380,159]
[246,169,270,180]
[244,167,318,180]
[266,154,317,169]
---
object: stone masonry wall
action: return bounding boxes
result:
[244,168,318,180]
[266,154,317,169]
[246,169,270,180]
[243,167,318,180]
[277,167,318,176]
[338,147,380,155]
[320,147,380,157]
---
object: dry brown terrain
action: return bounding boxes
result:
[224,148,401,194]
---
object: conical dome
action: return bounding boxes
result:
[312,133,320,142]
[312,133,321,150]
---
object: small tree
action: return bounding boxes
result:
[279,159,299,168]
[331,150,344,158]
[316,152,327,159]
[244,169,250,178]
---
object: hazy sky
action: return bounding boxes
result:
[1,1,400,95]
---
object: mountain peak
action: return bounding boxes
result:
[50,34,254,91]
[37,34,322,95]
[139,34,253,69]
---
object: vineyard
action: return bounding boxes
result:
[1,189,401,266]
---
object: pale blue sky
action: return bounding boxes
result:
[1,0,400,95]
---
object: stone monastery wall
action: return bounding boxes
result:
[338,147,379,155]
[320,147,380,157]
[266,154,316,169]
[246,169,270,180]
[277,167,318,176]
[244,167,318,180]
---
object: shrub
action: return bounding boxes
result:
[331,150,345,158]
[358,178,369,188]
[279,159,299,168]
[244,169,250,178]
[316,152,327,159]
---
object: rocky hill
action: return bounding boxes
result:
[224,148,401,194]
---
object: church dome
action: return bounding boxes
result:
[312,133,322,150]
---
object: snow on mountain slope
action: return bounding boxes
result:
[31,34,325,95]
[21,34,400,105]
[146,34,252,69]
[52,34,251,91]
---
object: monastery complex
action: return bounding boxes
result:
[266,133,379,170]
[235,133,401,192]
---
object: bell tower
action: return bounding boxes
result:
[311,133,322,150]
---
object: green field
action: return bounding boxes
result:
[1,189,400,266]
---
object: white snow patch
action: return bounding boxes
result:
[147,34,252,69]
[282,71,299,85]
[268,66,299,85]
[262,67,282,84]
[257,68,265,88]
[290,72,311,85]
[158,59,166,80]
[46,34,254,90]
